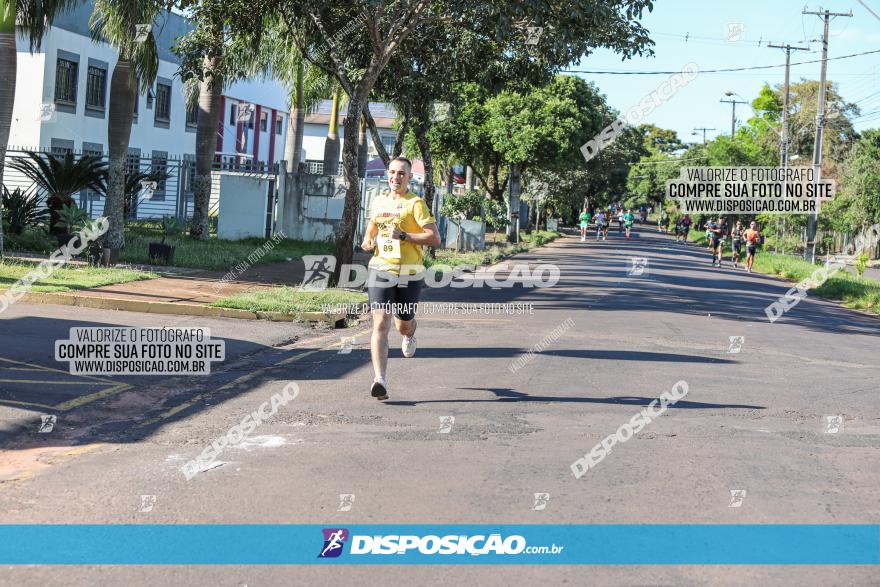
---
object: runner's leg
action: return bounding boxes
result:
[370,310,392,380]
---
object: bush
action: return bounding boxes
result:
[855,251,869,278]
[440,191,484,220]
[2,186,48,234]
[4,227,56,254]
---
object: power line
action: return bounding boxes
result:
[562,48,880,75]
[632,156,709,165]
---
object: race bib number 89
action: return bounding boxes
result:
[378,235,401,259]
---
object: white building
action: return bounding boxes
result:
[7,2,290,217]
[6,1,410,221]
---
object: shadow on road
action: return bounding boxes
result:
[385,386,764,409]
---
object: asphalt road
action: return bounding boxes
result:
[1,225,878,586]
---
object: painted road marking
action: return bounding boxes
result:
[134,329,355,429]
[0,357,131,412]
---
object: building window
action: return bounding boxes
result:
[247,109,254,129]
[85,66,107,110]
[54,59,78,104]
[275,117,283,135]
[230,104,237,125]
[154,82,171,123]
[381,135,395,156]
[260,111,268,132]
[50,138,75,155]
[126,151,141,175]
[186,102,199,127]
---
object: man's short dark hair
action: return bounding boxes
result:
[389,157,412,173]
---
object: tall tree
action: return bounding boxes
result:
[1,0,76,255]
[175,0,231,240]
[90,0,161,250]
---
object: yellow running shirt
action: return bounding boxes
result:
[369,190,435,275]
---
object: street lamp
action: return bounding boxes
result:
[720,91,748,136]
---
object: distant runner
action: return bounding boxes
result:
[731,220,745,269]
[360,157,441,401]
[680,214,692,243]
[579,206,591,242]
[744,220,761,273]
[616,209,625,234]
[624,209,635,240]
[595,209,607,241]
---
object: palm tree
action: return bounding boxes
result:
[89,0,160,250]
[175,1,226,240]
[9,151,106,233]
[0,0,76,255]
[232,19,333,235]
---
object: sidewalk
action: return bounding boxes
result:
[4,253,371,324]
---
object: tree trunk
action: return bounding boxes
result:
[506,163,521,242]
[357,115,367,178]
[414,123,435,211]
[105,56,138,249]
[322,87,340,175]
[332,93,364,280]
[281,61,305,236]
[0,4,16,256]
[446,167,454,194]
[190,56,223,240]
[465,166,474,191]
[393,113,409,158]
[363,104,389,166]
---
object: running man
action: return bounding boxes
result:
[616,209,625,234]
[594,208,607,241]
[579,206,591,242]
[681,214,692,243]
[360,157,441,401]
[731,220,745,269]
[623,208,635,240]
[706,216,726,267]
[744,220,761,273]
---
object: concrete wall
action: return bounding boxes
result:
[216,173,272,240]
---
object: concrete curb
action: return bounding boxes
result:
[9,291,347,325]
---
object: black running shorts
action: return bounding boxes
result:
[367,270,424,321]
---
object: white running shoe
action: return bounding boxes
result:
[402,333,417,358]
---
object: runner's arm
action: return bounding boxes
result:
[361,219,378,251]
[392,223,441,247]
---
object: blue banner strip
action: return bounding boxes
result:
[0,525,877,564]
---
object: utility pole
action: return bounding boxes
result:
[767,42,810,167]
[802,7,851,263]
[720,96,748,136]
[693,127,715,145]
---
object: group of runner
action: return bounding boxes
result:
[353,158,767,400]
[704,217,762,272]
[579,206,636,242]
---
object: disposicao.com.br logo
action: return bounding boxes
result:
[318,528,564,558]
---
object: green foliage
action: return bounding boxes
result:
[482,198,509,233]
[751,83,782,122]
[836,129,880,229]
[56,204,89,234]
[440,190,484,220]
[8,150,106,233]
[855,251,869,278]
[2,227,56,254]
[638,124,685,153]
[1,186,48,235]
[160,216,181,245]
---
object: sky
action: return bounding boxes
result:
[569,0,880,145]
